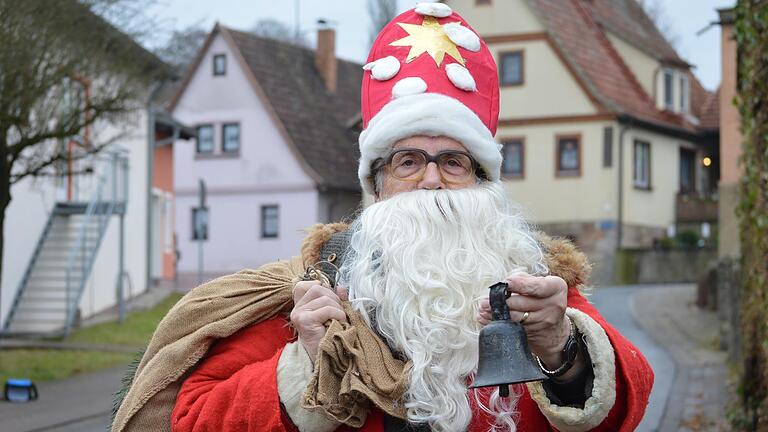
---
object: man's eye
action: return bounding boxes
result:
[398,158,417,167]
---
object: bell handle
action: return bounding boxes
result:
[489,282,511,321]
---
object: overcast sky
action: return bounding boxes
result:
[147,0,734,91]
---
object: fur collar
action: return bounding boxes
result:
[300,223,591,288]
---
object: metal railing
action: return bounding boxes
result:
[62,151,128,336]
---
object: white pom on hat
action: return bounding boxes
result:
[446,63,477,91]
[391,77,428,98]
[363,56,401,81]
[414,2,453,18]
[443,22,481,52]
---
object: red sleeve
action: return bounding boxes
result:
[567,288,654,432]
[171,316,300,432]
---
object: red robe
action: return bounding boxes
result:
[171,287,653,431]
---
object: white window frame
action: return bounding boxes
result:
[679,73,690,113]
[662,69,674,110]
[633,140,651,189]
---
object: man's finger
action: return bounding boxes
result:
[293,280,319,303]
[506,294,545,313]
[506,275,556,298]
[307,305,348,325]
[300,295,342,312]
[336,284,349,302]
[295,283,340,308]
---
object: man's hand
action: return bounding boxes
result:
[477,273,582,379]
[290,280,349,365]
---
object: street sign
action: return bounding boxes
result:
[192,206,208,241]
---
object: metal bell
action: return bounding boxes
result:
[471,282,546,397]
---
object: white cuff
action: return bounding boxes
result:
[526,308,616,432]
[277,341,340,432]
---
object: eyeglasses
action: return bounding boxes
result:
[375,148,477,183]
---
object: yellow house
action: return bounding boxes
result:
[442,0,719,284]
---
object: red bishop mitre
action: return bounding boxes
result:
[358,2,501,195]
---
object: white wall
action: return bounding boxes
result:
[1,108,149,323]
[173,33,318,275]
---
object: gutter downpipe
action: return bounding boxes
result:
[617,114,633,251]
[146,82,165,296]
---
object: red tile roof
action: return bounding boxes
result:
[525,0,714,134]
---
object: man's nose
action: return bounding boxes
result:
[418,162,445,190]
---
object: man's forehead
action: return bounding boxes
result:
[393,135,468,152]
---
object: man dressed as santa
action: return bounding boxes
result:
[114,3,653,432]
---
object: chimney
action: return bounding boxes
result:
[315,26,337,92]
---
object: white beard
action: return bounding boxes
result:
[339,182,548,432]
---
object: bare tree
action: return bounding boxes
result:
[251,18,310,47]
[0,0,167,297]
[368,0,398,48]
[637,0,680,49]
[155,23,208,73]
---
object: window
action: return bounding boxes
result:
[556,135,581,177]
[679,74,690,113]
[679,148,695,194]
[222,123,240,153]
[476,0,492,4]
[603,127,613,168]
[261,205,279,238]
[500,51,523,86]
[634,140,651,189]
[501,138,524,178]
[663,69,674,109]
[196,125,214,154]
[213,54,226,76]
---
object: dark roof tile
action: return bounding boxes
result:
[226,28,362,191]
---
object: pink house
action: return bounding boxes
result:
[169,24,362,278]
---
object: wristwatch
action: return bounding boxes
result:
[535,317,581,378]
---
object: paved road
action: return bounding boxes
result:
[589,285,676,432]
[0,366,123,432]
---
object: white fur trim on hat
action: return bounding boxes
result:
[414,2,452,18]
[392,77,428,98]
[446,63,477,91]
[358,92,501,195]
[525,308,617,432]
[363,56,401,81]
[443,22,481,52]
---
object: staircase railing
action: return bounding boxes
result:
[1,211,58,332]
[62,151,128,336]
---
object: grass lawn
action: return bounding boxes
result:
[0,293,183,384]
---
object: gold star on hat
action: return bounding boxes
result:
[389,16,465,67]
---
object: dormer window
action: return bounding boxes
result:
[663,69,674,110]
[213,54,226,76]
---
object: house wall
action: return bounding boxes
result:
[492,39,596,118]
[444,0,545,36]
[173,33,318,277]
[1,109,149,323]
[153,144,175,280]
[79,110,149,317]
[499,121,617,224]
[620,127,698,245]
[605,32,659,98]
[718,22,741,259]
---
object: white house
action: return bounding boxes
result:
[1,27,193,335]
[170,24,362,278]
